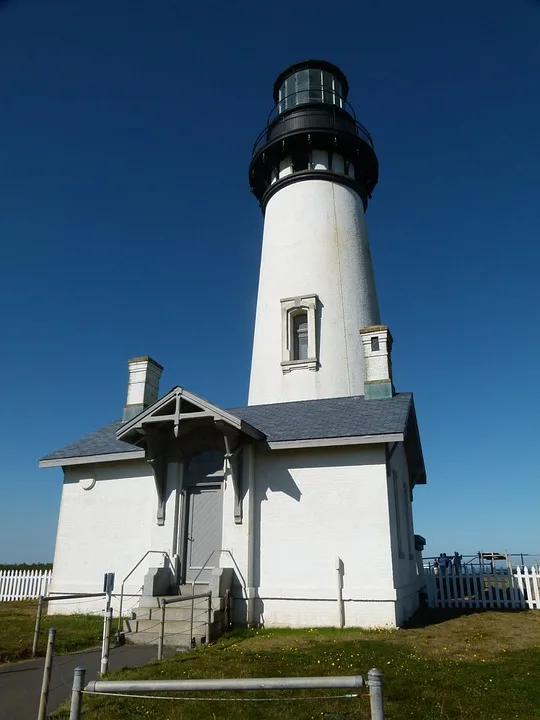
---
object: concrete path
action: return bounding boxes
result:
[0,643,178,719]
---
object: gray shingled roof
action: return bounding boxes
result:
[41,421,138,461]
[40,393,413,462]
[228,393,412,442]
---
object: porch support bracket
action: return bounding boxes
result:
[219,423,244,525]
[146,433,168,526]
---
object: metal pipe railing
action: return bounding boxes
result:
[116,550,173,639]
[71,668,385,719]
[87,674,366,692]
[156,591,212,659]
[32,593,106,657]
[188,549,246,640]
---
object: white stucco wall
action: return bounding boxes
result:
[48,441,420,627]
[48,459,172,615]
[248,180,380,405]
[241,444,399,627]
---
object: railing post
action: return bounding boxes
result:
[100,607,113,676]
[37,627,55,720]
[206,593,212,644]
[368,668,384,720]
[117,581,125,642]
[157,598,166,661]
[69,666,86,720]
[32,595,44,658]
[190,593,195,647]
[225,589,231,629]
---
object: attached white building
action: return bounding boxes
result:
[41,60,427,629]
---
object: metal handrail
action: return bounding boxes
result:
[252,104,374,157]
[117,550,174,638]
[189,549,247,646]
[156,591,212,659]
[190,548,246,596]
[32,592,107,658]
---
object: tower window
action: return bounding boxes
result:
[293,312,308,360]
[280,295,319,373]
[371,337,380,352]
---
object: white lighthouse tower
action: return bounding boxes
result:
[248,60,381,405]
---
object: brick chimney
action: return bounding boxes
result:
[122,356,163,422]
[360,325,394,400]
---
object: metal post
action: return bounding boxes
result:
[336,556,345,628]
[225,589,231,629]
[368,668,384,720]
[69,666,86,720]
[37,627,56,720]
[206,593,212,644]
[32,596,44,658]
[157,598,166,661]
[190,593,195,647]
[100,607,113,676]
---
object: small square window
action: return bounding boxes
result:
[371,337,380,352]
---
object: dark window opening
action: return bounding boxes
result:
[292,151,309,173]
[371,337,380,352]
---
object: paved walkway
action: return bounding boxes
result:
[0,644,178,719]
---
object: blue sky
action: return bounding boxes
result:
[1,0,539,563]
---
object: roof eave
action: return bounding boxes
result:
[39,450,145,468]
[266,432,404,450]
[404,399,427,485]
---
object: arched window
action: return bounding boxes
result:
[292,312,308,360]
[280,295,319,373]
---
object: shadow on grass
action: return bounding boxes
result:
[404,605,529,628]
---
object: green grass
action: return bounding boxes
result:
[0,600,104,664]
[52,609,540,719]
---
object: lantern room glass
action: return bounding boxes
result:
[278,69,344,114]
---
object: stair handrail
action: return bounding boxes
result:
[156,590,212,660]
[190,548,246,596]
[117,549,174,638]
[189,549,246,644]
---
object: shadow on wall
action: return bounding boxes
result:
[245,447,382,627]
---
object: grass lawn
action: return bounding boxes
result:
[0,600,104,664]
[52,609,540,719]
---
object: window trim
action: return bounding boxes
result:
[280,294,319,373]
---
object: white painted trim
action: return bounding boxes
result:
[266,433,403,450]
[39,451,145,468]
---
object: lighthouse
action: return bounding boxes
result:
[248,60,381,405]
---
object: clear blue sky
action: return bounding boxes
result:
[1,0,539,563]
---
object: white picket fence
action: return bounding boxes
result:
[0,569,52,601]
[425,565,540,610]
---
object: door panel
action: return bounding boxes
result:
[185,485,223,583]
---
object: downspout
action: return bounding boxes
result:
[246,444,257,626]
[171,459,184,588]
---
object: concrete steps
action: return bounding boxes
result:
[123,588,225,649]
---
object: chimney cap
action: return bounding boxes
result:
[360,325,390,335]
[128,356,164,371]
